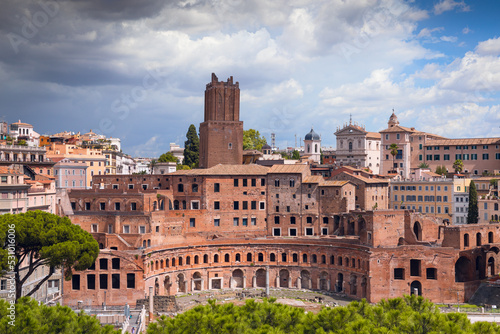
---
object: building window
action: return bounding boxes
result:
[305,228,313,236]
[275,179,280,187]
[394,268,404,280]
[214,219,220,227]
[259,202,265,210]
[251,218,256,225]
[214,201,220,210]
[243,201,248,210]
[127,273,135,288]
[192,184,198,192]
[242,218,248,226]
[251,201,257,210]
[123,225,130,234]
[273,228,281,236]
[426,268,437,280]
[289,228,297,237]
[191,201,200,210]
[233,201,239,210]
[114,202,120,211]
[91,224,98,233]
[139,226,146,234]
[72,275,80,290]
[234,179,239,187]
[131,202,137,211]
[410,259,421,276]
[233,218,239,226]
[214,183,220,192]
[190,218,195,227]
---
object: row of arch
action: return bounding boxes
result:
[153,268,368,298]
[148,251,368,274]
[455,249,499,282]
[463,232,495,248]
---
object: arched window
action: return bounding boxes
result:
[303,254,308,263]
[203,254,208,263]
[270,253,276,262]
[321,255,326,264]
[225,254,230,262]
[186,256,191,265]
[258,253,264,262]
[165,258,169,267]
[312,254,317,263]
[330,255,335,265]
[307,144,310,153]
[235,253,241,262]
[194,255,199,264]
[214,254,219,263]
[477,233,482,246]
[178,257,183,266]
[489,232,494,244]
[464,233,469,247]
[315,144,318,153]
[247,253,252,262]
[282,253,287,262]
[349,142,353,152]
[292,253,298,262]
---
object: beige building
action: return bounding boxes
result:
[46,143,106,188]
[335,118,381,173]
[380,112,500,178]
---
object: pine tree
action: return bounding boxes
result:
[183,124,199,168]
[467,181,478,224]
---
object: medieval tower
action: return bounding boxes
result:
[199,73,243,168]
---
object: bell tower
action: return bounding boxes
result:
[199,73,243,168]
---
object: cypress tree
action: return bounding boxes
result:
[467,181,479,224]
[183,124,199,168]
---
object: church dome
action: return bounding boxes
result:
[388,111,399,127]
[305,128,320,141]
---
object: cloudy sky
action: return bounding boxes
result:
[1,0,499,157]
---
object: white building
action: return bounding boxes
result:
[334,119,381,174]
[169,143,184,165]
[303,128,321,163]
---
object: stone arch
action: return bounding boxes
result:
[177,273,186,293]
[413,221,422,241]
[455,256,472,282]
[361,277,367,298]
[193,272,202,291]
[337,273,344,292]
[255,269,266,288]
[164,275,171,295]
[232,269,244,288]
[301,270,311,289]
[410,280,422,296]
[319,271,329,290]
[350,275,357,295]
[488,257,495,277]
[279,269,289,288]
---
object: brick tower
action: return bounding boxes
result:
[199,73,243,168]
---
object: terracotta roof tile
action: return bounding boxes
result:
[268,164,309,174]
[320,180,350,187]
[425,138,500,146]
[303,176,323,183]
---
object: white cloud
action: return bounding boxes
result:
[462,26,471,34]
[434,0,470,15]
[440,35,457,43]
[476,37,500,56]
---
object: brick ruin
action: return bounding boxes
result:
[61,74,500,307]
[62,163,500,307]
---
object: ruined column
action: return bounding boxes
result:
[297,277,301,289]
[149,286,154,321]
[243,276,246,289]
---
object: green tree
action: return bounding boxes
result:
[418,162,429,169]
[467,181,479,224]
[158,151,178,163]
[0,297,120,333]
[0,211,99,302]
[435,165,447,176]
[183,124,199,168]
[389,143,399,172]
[453,159,464,174]
[149,159,157,175]
[243,129,267,151]
[291,150,300,160]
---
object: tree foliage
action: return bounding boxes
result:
[243,129,267,151]
[418,162,429,169]
[389,143,399,171]
[157,151,178,163]
[0,297,120,333]
[467,181,479,224]
[184,124,199,168]
[146,295,499,334]
[435,165,447,176]
[0,211,99,301]
[292,150,300,160]
[453,159,464,174]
